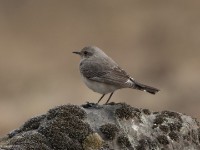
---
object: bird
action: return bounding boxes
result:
[73,46,159,104]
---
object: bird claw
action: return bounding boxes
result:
[82,101,102,109]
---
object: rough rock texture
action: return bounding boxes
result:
[0,103,200,150]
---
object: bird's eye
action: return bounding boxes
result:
[84,51,88,55]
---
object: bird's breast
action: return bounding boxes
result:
[81,76,120,94]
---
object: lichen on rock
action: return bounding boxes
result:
[0,103,199,150]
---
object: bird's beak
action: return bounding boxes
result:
[73,51,81,55]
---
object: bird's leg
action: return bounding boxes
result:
[97,94,105,104]
[105,92,114,104]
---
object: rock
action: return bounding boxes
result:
[0,103,200,150]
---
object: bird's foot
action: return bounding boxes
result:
[104,101,116,105]
[82,101,102,109]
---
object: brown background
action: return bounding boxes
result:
[0,0,200,136]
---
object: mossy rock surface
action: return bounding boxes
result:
[0,103,200,150]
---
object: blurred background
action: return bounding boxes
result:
[0,0,200,136]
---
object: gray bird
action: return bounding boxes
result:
[73,46,159,104]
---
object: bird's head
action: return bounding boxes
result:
[73,46,106,59]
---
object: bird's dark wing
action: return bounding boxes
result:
[80,61,133,87]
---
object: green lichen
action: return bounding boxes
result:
[161,111,182,122]
[9,115,46,138]
[82,133,103,150]
[47,104,86,120]
[157,135,169,145]
[136,137,158,150]
[153,115,166,125]
[142,109,151,115]
[99,123,119,140]
[167,122,182,132]
[115,103,141,120]
[159,125,169,133]
[168,131,179,142]
[117,135,132,149]
[37,105,92,149]
[9,131,50,150]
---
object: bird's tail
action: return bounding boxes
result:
[133,81,159,94]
